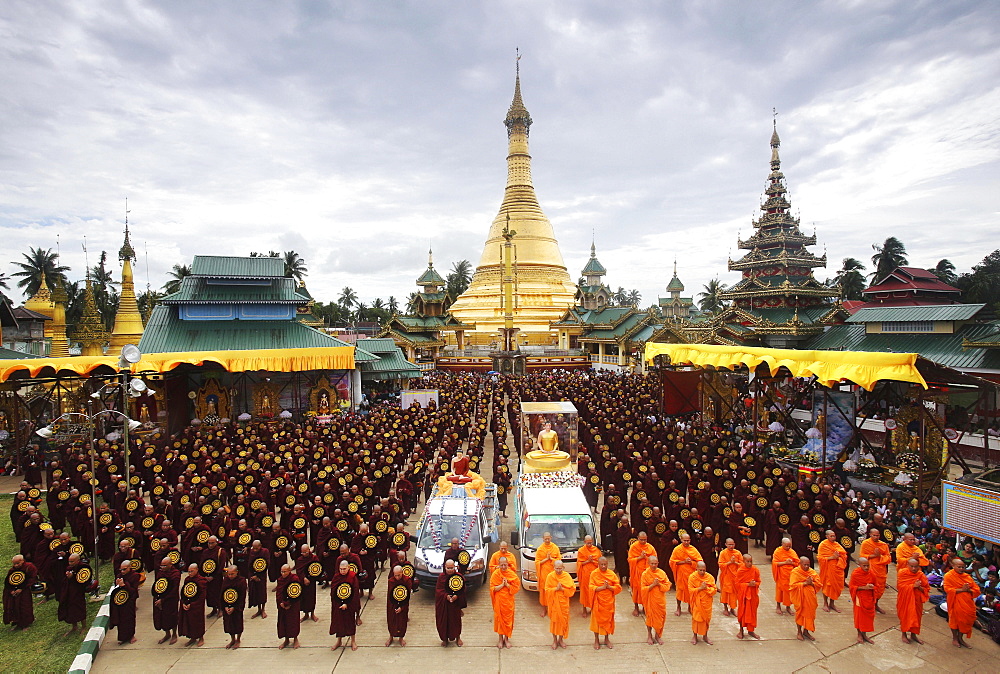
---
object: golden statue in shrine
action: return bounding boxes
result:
[253,381,280,418]
[195,379,230,423]
[308,376,338,415]
[525,420,570,472]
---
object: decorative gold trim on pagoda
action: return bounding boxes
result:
[73,279,109,356]
[110,223,145,350]
[24,275,56,339]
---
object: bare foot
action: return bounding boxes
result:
[655,636,662,645]
[797,633,805,641]
[261,611,267,618]
[195,639,204,647]
[857,636,864,644]
[902,633,911,644]
[805,632,815,642]
[552,643,558,650]
[952,639,962,648]
[632,608,641,617]
[158,635,170,644]
[169,635,178,645]
[832,606,841,613]
[606,638,613,649]
[737,632,744,640]
[676,608,682,616]
[293,639,300,649]
[594,641,601,650]
[312,614,319,622]
[441,641,447,647]
[911,635,923,645]
[749,632,760,640]
[387,638,394,647]
[875,606,885,614]
[776,608,784,615]
[233,640,240,650]
[456,638,463,647]
[862,635,873,644]
[279,641,287,650]
[822,606,830,613]
[648,636,655,645]
[704,637,713,645]
[691,636,698,645]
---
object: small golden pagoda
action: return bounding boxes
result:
[447,58,577,342]
[48,282,70,357]
[74,279,109,356]
[110,222,145,350]
[23,275,55,339]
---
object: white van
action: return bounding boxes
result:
[412,486,500,589]
[511,484,596,591]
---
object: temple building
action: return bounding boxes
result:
[446,62,577,342]
[110,223,146,350]
[858,266,962,308]
[576,242,613,311]
[658,263,695,320]
[684,121,846,347]
[380,250,472,362]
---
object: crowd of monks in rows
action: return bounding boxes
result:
[3,370,986,651]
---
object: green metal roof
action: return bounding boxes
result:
[582,256,606,276]
[582,313,647,340]
[805,321,1000,371]
[415,266,445,286]
[418,292,447,302]
[751,306,832,325]
[666,274,684,291]
[138,305,362,354]
[0,346,42,359]
[846,304,985,324]
[161,277,306,304]
[190,256,285,278]
[356,338,420,379]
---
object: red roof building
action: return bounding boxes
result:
[861,267,961,307]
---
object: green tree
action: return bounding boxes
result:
[870,236,908,282]
[90,250,119,329]
[283,251,308,282]
[64,281,83,326]
[387,296,399,314]
[250,251,280,258]
[338,286,358,310]
[834,257,867,300]
[698,278,727,313]
[446,260,473,298]
[137,289,164,321]
[0,272,9,291]
[406,292,419,314]
[612,287,628,306]
[11,247,70,297]
[626,289,642,306]
[928,259,957,285]
[162,263,192,294]
[955,250,1000,312]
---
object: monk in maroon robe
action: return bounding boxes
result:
[4,555,37,629]
[221,566,247,649]
[152,557,181,644]
[110,561,140,645]
[276,564,301,649]
[435,559,467,646]
[294,544,321,622]
[386,564,412,647]
[178,564,208,647]
[58,553,91,635]
[330,559,360,650]
[247,541,269,619]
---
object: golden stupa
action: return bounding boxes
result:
[447,60,577,341]
[110,221,145,350]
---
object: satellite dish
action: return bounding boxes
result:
[120,344,142,364]
[130,379,148,394]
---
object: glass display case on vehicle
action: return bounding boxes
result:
[520,401,579,465]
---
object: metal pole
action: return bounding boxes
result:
[81,406,101,590]
[822,389,828,476]
[120,370,130,490]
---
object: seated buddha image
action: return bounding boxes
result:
[318,390,331,415]
[525,419,569,473]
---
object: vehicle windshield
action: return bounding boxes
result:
[524,515,595,550]
[416,514,483,550]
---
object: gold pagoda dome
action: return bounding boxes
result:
[447,59,577,339]
[110,220,146,350]
[24,275,56,339]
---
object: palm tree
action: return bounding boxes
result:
[371,298,385,311]
[387,296,399,314]
[338,286,358,310]
[928,259,957,285]
[162,263,192,294]
[283,251,308,282]
[612,287,628,306]
[626,289,642,306]
[405,292,419,314]
[90,250,119,329]
[834,257,867,301]
[446,260,473,298]
[870,237,908,283]
[11,247,70,297]
[698,278,727,313]
[0,272,9,291]
[353,302,368,322]
[137,289,164,321]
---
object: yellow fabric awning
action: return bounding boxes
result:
[643,343,926,391]
[0,347,355,383]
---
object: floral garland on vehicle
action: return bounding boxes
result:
[427,496,476,549]
[519,471,585,489]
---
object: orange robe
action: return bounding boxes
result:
[490,567,520,637]
[894,542,929,572]
[943,569,981,637]
[588,567,622,635]
[771,546,798,606]
[641,567,671,635]
[789,566,820,632]
[489,550,518,574]
[627,541,656,603]
[817,539,847,601]
[858,538,890,600]
[735,564,761,631]
[576,544,600,609]
[717,548,742,606]
[534,542,560,607]
[895,566,929,635]
[669,543,703,604]
[544,571,575,638]
[848,567,877,631]
[687,571,716,636]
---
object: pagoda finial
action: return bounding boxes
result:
[428,246,434,268]
[770,110,781,170]
[505,48,531,137]
[119,198,136,261]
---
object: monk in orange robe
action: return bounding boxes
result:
[641,555,671,645]
[717,538,741,616]
[895,533,929,572]
[896,557,929,644]
[588,556,622,650]
[943,558,981,648]
[858,528,890,614]
[489,541,518,574]
[848,557,877,644]
[771,538,798,615]
[490,557,520,649]
[669,533,703,616]
[544,560,575,649]
[628,531,656,616]
[735,554,761,640]
[789,556,820,642]
[576,535,600,617]
[817,530,847,613]
[534,532,560,617]
[687,561,716,645]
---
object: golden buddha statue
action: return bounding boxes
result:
[525,421,570,472]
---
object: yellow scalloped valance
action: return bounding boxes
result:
[0,347,355,383]
[643,343,926,391]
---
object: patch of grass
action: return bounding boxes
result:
[1,494,113,673]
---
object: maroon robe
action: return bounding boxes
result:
[386,574,411,638]
[58,563,91,625]
[109,570,140,642]
[247,548,269,609]
[329,570,360,637]
[275,573,302,639]
[178,574,208,639]
[152,567,181,632]
[221,575,247,636]
[434,571,467,642]
[4,562,37,628]
[294,553,320,614]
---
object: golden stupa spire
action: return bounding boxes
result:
[74,277,109,356]
[448,52,576,339]
[110,200,146,349]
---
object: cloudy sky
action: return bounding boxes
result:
[1,0,997,308]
